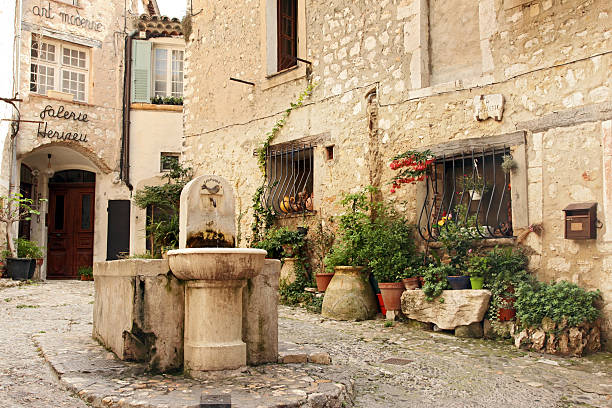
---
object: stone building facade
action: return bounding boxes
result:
[183,0,612,347]
[1,0,184,278]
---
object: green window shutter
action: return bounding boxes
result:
[131,40,152,103]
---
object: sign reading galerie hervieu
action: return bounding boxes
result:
[37,105,89,142]
[32,1,103,32]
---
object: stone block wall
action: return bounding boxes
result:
[184,0,612,347]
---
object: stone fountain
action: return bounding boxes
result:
[167,176,269,377]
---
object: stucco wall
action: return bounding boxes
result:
[184,0,612,346]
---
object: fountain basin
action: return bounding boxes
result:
[167,248,267,281]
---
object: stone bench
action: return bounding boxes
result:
[400,289,492,334]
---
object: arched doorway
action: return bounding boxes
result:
[47,170,96,279]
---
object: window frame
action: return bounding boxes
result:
[30,35,90,103]
[160,152,180,172]
[277,0,298,72]
[151,46,184,99]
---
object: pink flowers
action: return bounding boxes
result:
[389,150,435,193]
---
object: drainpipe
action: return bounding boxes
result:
[120,29,138,191]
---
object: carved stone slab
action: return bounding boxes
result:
[474,94,505,121]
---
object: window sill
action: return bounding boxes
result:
[49,0,84,10]
[130,103,183,112]
[262,64,308,91]
[274,210,317,219]
[29,93,95,108]
[428,237,516,249]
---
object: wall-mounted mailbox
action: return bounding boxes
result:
[563,202,597,240]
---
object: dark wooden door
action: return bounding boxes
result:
[47,184,95,279]
[106,200,130,260]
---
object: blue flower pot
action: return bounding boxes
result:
[447,275,471,290]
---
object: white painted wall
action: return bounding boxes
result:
[0,0,18,193]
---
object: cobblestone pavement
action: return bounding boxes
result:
[1,280,612,408]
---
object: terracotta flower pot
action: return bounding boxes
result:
[402,277,420,290]
[498,307,516,321]
[379,282,405,311]
[315,273,334,292]
[80,275,93,281]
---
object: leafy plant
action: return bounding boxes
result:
[460,175,490,193]
[436,205,476,275]
[501,154,517,174]
[466,255,489,278]
[78,266,93,277]
[253,227,305,259]
[515,281,601,329]
[422,264,452,302]
[15,238,44,259]
[133,158,193,257]
[0,193,45,258]
[150,96,183,105]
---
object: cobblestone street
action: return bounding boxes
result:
[1,281,611,407]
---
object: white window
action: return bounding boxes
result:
[152,47,183,98]
[30,35,89,102]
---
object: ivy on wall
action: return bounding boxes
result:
[250,82,317,243]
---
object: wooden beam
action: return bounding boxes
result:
[418,131,526,157]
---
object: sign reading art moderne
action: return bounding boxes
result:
[32,1,103,32]
[37,105,89,143]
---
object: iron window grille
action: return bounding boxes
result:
[418,146,513,242]
[264,143,314,215]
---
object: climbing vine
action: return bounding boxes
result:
[251,82,317,243]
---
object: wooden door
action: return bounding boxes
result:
[47,184,95,279]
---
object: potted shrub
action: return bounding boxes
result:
[0,193,44,281]
[3,238,44,281]
[366,213,417,312]
[399,266,420,290]
[311,217,335,292]
[466,254,488,289]
[461,174,490,201]
[322,188,378,321]
[78,266,94,281]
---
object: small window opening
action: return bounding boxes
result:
[277,0,298,71]
[325,145,334,161]
[160,153,179,172]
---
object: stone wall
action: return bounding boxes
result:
[184,0,612,347]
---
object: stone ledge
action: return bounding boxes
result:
[35,333,352,408]
[401,289,491,330]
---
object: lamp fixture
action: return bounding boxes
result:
[44,153,54,178]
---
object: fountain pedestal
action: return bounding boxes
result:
[185,279,246,372]
[168,248,267,375]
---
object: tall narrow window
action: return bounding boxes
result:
[152,47,184,99]
[277,0,297,71]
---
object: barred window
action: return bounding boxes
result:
[418,147,513,241]
[30,35,89,102]
[264,144,314,214]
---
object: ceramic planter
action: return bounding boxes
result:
[379,282,405,311]
[402,277,420,290]
[447,275,471,290]
[469,190,482,201]
[498,307,516,321]
[321,266,378,321]
[80,275,94,281]
[469,276,484,289]
[7,258,35,281]
[315,272,334,292]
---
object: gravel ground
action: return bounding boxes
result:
[1,280,611,408]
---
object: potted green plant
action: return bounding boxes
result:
[461,174,490,201]
[466,254,488,289]
[436,207,474,290]
[360,192,418,313]
[78,266,94,281]
[399,266,420,290]
[322,188,378,321]
[0,193,44,281]
[311,217,335,292]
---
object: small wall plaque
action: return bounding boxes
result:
[474,94,505,121]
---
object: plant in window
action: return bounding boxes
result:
[460,174,490,195]
[389,149,435,193]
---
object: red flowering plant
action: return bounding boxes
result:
[389,149,435,194]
